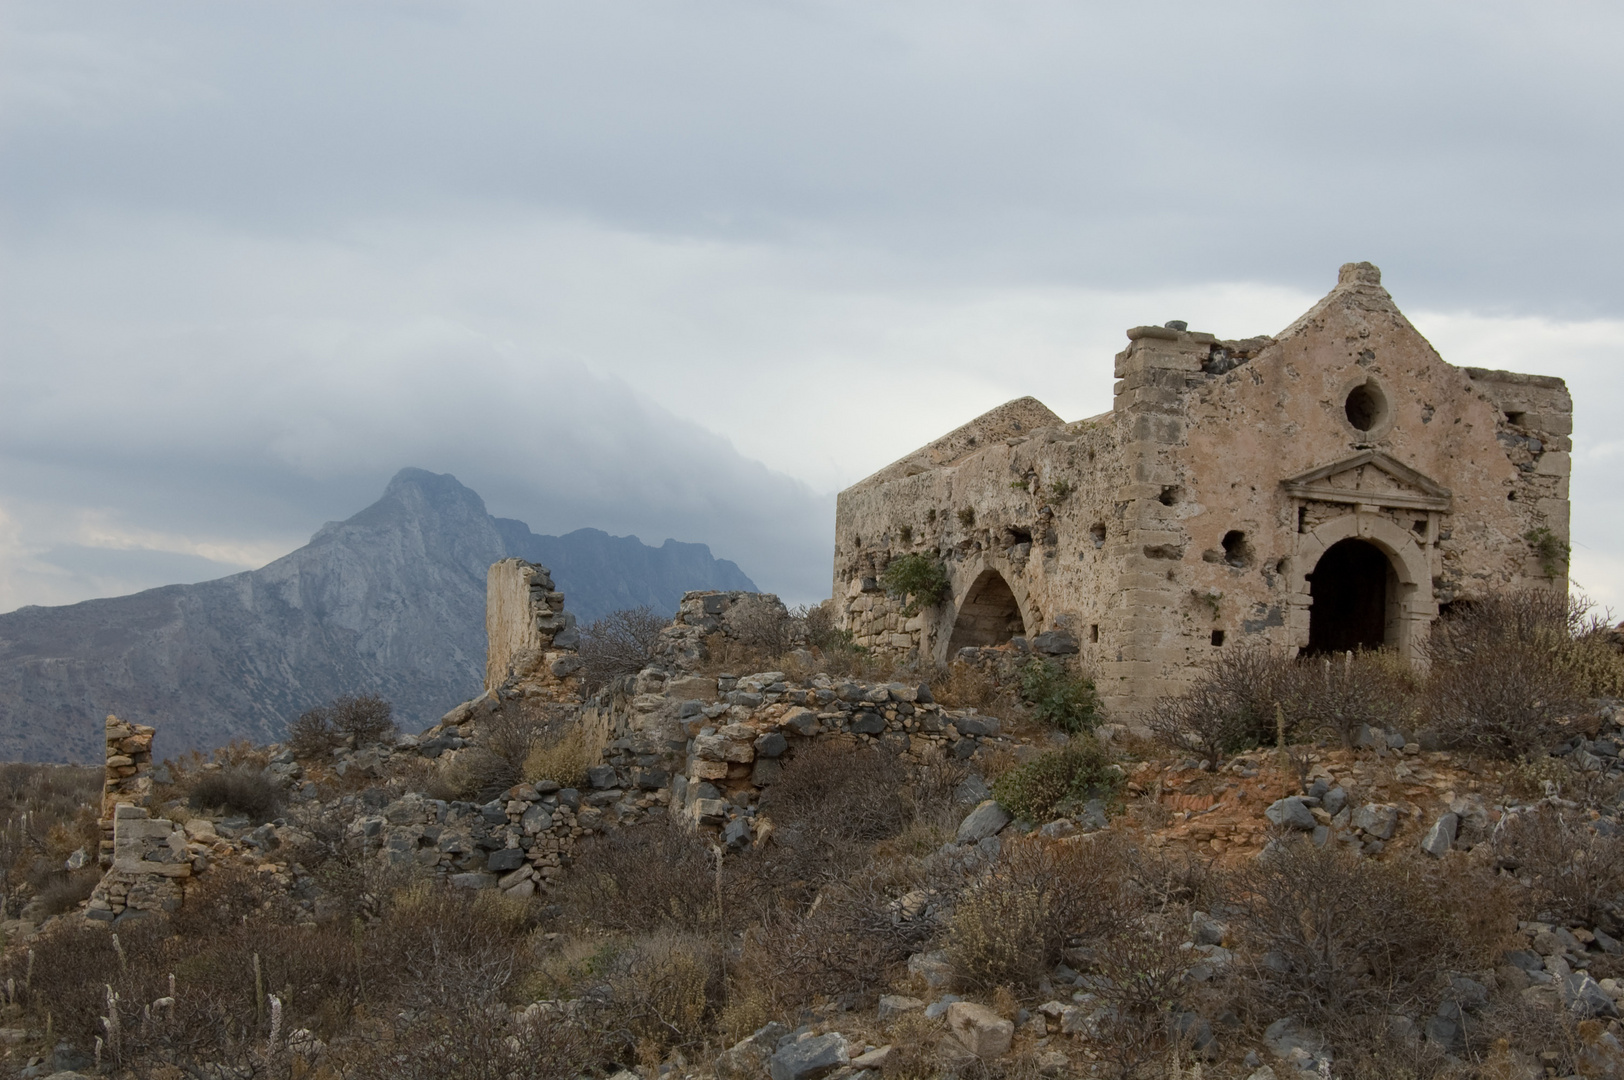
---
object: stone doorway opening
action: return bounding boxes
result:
[1306,538,1394,654]
[948,569,1026,652]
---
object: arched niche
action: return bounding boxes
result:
[939,562,1032,660]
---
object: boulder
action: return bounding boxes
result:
[768,1033,850,1080]
[1563,973,1622,1019]
[877,995,926,1021]
[945,1001,1013,1059]
[1351,803,1399,840]
[907,951,953,988]
[1265,797,1317,831]
[956,800,1012,844]
[1420,813,1458,857]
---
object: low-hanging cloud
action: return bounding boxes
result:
[1,2,1621,615]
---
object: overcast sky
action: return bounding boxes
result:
[1,1,1621,613]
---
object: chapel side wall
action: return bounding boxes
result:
[833,419,1131,669]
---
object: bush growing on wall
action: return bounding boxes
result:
[880,553,949,615]
[1018,657,1099,733]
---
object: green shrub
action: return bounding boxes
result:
[1018,657,1099,733]
[879,553,949,616]
[1524,526,1571,578]
[991,738,1121,823]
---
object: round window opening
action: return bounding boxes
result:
[1344,381,1387,432]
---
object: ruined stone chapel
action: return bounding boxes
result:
[833,263,1573,716]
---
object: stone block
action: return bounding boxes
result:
[945,1001,1013,1059]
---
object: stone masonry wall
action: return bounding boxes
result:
[99,715,155,867]
[483,558,584,696]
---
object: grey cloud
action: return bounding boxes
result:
[2,3,1621,312]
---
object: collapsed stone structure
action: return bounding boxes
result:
[834,263,1573,715]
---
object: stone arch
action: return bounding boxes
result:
[935,556,1035,661]
[1287,511,1435,663]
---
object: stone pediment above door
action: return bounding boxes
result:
[1281,450,1452,513]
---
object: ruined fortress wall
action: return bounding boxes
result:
[483,558,582,693]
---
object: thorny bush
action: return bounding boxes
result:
[1427,590,1588,758]
[579,605,667,693]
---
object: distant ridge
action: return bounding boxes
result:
[0,468,756,762]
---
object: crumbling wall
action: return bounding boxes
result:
[483,558,583,697]
[86,805,192,922]
[99,715,155,867]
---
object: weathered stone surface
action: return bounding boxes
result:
[831,263,1570,714]
[1265,797,1317,831]
[1352,803,1399,840]
[768,1033,850,1080]
[945,1001,1014,1059]
[956,800,1012,844]
[878,995,926,1021]
[1420,812,1458,857]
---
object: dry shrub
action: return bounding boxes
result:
[1147,645,1301,764]
[186,765,282,821]
[732,863,926,1014]
[760,741,912,871]
[1495,804,1624,930]
[564,817,719,934]
[1087,917,1193,1078]
[288,706,341,760]
[948,834,1135,990]
[931,659,1019,716]
[599,930,726,1061]
[580,605,667,693]
[450,702,575,802]
[1294,647,1423,749]
[31,866,100,916]
[1228,834,1458,1028]
[330,693,396,745]
[1428,589,1585,758]
[523,712,608,790]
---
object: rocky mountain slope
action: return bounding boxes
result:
[0,468,755,763]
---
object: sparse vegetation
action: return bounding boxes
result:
[579,605,667,692]
[1017,657,1099,733]
[1525,525,1571,577]
[990,737,1121,822]
[1428,589,1584,758]
[880,552,950,615]
[290,693,396,758]
[186,765,282,822]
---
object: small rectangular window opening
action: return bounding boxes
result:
[1210,630,1225,646]
[1505,411,1526,426]
[1089,624,1100,643]
[1412,519,1428,536]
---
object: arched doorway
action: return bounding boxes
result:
[1306,538,1393,654]
[947,569,1026,652]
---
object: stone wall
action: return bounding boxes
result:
[483,558,583,695]
[86,805,192,922]
[99,715,155,867]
